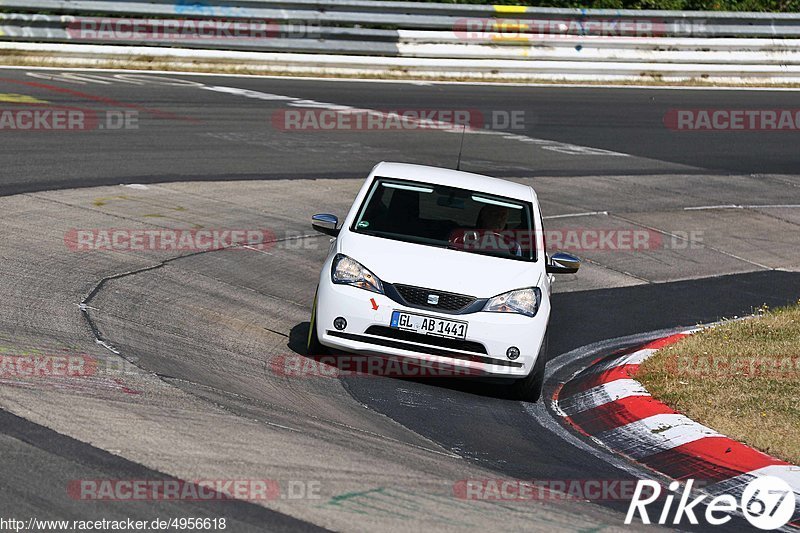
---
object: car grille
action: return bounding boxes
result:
[327,330,522,367]
[393,284,476,313]
[365,326,487,354]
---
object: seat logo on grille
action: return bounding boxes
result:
[427,294,440,305]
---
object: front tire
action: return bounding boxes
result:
[508,335,548,402]
[307,288,328,356]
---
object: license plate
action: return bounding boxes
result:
[390,311,468,340]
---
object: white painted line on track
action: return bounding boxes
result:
[609,348,657,368]
[612,212,775,270]
[595,413,720,460]
[557,378,649,417]
[4,65,800,91]
[685,204,800,210]
[706,464,800,510]
[193,84,636,159]
[684,204,741,210]
[544,211,609,219]
[584,348,658,375]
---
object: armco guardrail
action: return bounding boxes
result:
[1,1,800,82]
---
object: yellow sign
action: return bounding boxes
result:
[493,5,528,14]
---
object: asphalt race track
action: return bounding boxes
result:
[0,67,799,532]
[2,69,800,195]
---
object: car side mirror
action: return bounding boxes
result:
[546,252,581,274]
[312,213,339,237]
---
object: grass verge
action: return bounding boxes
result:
[637,302,800,465]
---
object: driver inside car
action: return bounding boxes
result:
[476,204,509,232]
[475,204,522,257]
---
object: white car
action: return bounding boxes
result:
[308,162,579,402]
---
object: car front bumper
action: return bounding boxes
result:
[315,278,549,378]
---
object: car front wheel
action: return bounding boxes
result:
[307,288,328,356]
[508,335,548,402]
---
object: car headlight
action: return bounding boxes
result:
[331,254,384,294]
[483,287,541,317]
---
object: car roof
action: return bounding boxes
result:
[370,162,535,202]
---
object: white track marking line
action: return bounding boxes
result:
[595,413,720,460]
[553,347,659,395]
[544,211,609,219]
[557,378,649,417]
[706,465,800,524]
[583,348,657,375]
[685,204,800,210]
[708,465,800,497]
[610,348,657,367]
[611,212,774,270]
[684,204,740,210]
[199,84,636,158]
[460,128,630,157]
[7,65,800,91]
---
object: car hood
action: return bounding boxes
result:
[338,231,542,298]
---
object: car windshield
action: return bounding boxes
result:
[351,177,537,262]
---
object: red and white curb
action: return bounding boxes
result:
[553,330,800,527]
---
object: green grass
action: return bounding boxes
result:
[638,302,800,464]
